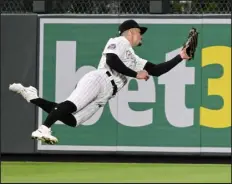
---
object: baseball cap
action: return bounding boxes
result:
[118,19,148,35]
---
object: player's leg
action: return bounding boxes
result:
[32,71,102,144]
[32,100,101,145]
[31,98,57,113]
[73,100,102,126]
[9,83,79,144]
[9,83,57,113]
[9,83,78,127]
[31,100,77,144]
[41,72,102,128]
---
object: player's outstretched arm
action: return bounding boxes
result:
[143,47,190,77]
[106,53,148,80]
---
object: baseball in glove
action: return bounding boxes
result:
[183,28,199,60]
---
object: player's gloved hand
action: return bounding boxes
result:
[181,27,199,61]
[180,46,191,60]
[136,70,149,81]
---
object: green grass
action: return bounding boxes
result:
[1,162,231,183]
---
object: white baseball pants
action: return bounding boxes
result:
[66,69,114,126]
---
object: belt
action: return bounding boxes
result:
[106,71,117,96]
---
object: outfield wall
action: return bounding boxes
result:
[1,14,231,157]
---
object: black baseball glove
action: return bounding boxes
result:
[183,28,199,60]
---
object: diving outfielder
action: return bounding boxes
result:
[9,19,191,144]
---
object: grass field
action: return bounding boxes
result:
[1,162,231,183]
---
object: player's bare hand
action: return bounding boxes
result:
[180,46,191,60]
[136,70,149,81]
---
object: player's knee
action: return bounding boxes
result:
[56,100,77,114]
[74,117,83,127]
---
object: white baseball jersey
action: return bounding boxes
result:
[67,36,148,126]
[98,36,148,91]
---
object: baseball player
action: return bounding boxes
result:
[9,19,192,144]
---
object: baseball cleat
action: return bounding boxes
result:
[9,83,38,102]
[31,125,58,145]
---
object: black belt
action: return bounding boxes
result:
[106,71,117,96]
